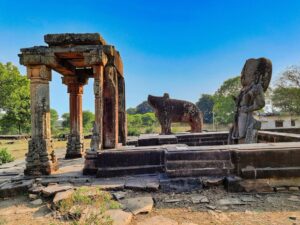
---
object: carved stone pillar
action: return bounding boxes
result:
[63,76,87,159]
[90,65,104,151]
[118,76,127,145]
[25,65,58,176]
[103,65,119,149]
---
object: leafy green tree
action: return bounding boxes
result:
[83,110,95,132]
[136,101,153,114]
[215,76,241,97]
[213,76,240,125]
[50,109,59,134]
[272,65,300,114]
[0,62,31,134]
[61,113,70,129]
[141,112,157,126]
[196,94,214,123]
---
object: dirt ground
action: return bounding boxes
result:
[0,188,299,225]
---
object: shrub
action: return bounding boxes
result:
[0,148,14,165]
[127,127,140,136]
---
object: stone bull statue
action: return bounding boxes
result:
[148,93,203,134]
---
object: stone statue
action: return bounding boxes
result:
[148,93,203,134]
[229,58,272,144]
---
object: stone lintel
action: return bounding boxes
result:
[44,33,106,46]
[62,76,88,94]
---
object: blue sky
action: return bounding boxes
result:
[1,0,300,116]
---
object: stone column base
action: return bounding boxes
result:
[65,134,84,159]
[24,138,58,176]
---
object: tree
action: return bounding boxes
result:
[83,110,95,132]
[50,109,59,134]
[136,101,153,114]
[213,76,240,125]
[0,63,31,134]
[272,65,300,114]
[196,94,214,123]
[126,107,137,114]
[215,76,241,97]
[61,113,70,129]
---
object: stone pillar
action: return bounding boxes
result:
[118,76,127,145]
[90,65,104,151]
[63,76,87,159]
[25,65,58,176]
[103,65,119,149]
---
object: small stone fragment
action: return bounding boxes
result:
[202,177,223,187]
[240,196,256,202]
[289,187,299,191]
[218,198,244,205]
[206,205,216,210]
[113,191,127,200]
[30,199,43,205]
[29,193,38,200]
[164,198,183,203]
[289,216,297,221]
[191,195,209,204]
[42,184,73,197]
[104,209,133,225]
[275,187,288,192]
[53,189,74,205]
[288,195,300,202]
[122,197,153,215]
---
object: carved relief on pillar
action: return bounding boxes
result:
[25,65,58,176]
[62,76,87,159]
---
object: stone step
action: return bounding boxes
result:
[166,160,233,170]
[166,167,232,177]
[241,166,300,179]
[165,150,231,161]
[96,165,163,178]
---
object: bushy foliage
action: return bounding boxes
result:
[0,148,14,165]
[0,62,31,134]
[196,94,214,123]
[127,112,158,136]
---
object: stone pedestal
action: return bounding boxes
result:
[63,76,87,159]
[24,65,58,176]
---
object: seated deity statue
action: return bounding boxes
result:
[228,57,272,144]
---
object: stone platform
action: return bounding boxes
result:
[84,131,300,180]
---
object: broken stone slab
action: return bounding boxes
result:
[206,205,216,210]
[239,179,273,193]
[125,177,159,191]
[202,177,224,187]
[91,178,125,190]
[122,196,153,215]
[28,184,45,194]
[103,209,133,225]
[190,195,209,204]
[137,215,178,225]
[289,186,299,191]
[53,189,74,205]
[218,198,245,205]
[275,187,288,192]
[113,191,127,200]
[30,198,43,205]
[240,196,257,202]
[42,184,73,197]
[288,195,300,202]
[164,198,183,203]
[0,179,34,198]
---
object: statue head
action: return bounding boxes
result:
[241,57,272,91]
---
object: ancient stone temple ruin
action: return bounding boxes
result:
[19,33,126,175]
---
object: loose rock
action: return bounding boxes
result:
[122,196,153,215]
[104,209,133,225]
[53,189,74,205]
[42,184,73,197]
[30,199,43,205]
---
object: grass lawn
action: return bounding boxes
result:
[0,139,91,160]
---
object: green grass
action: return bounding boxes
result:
[57,187,120,225]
